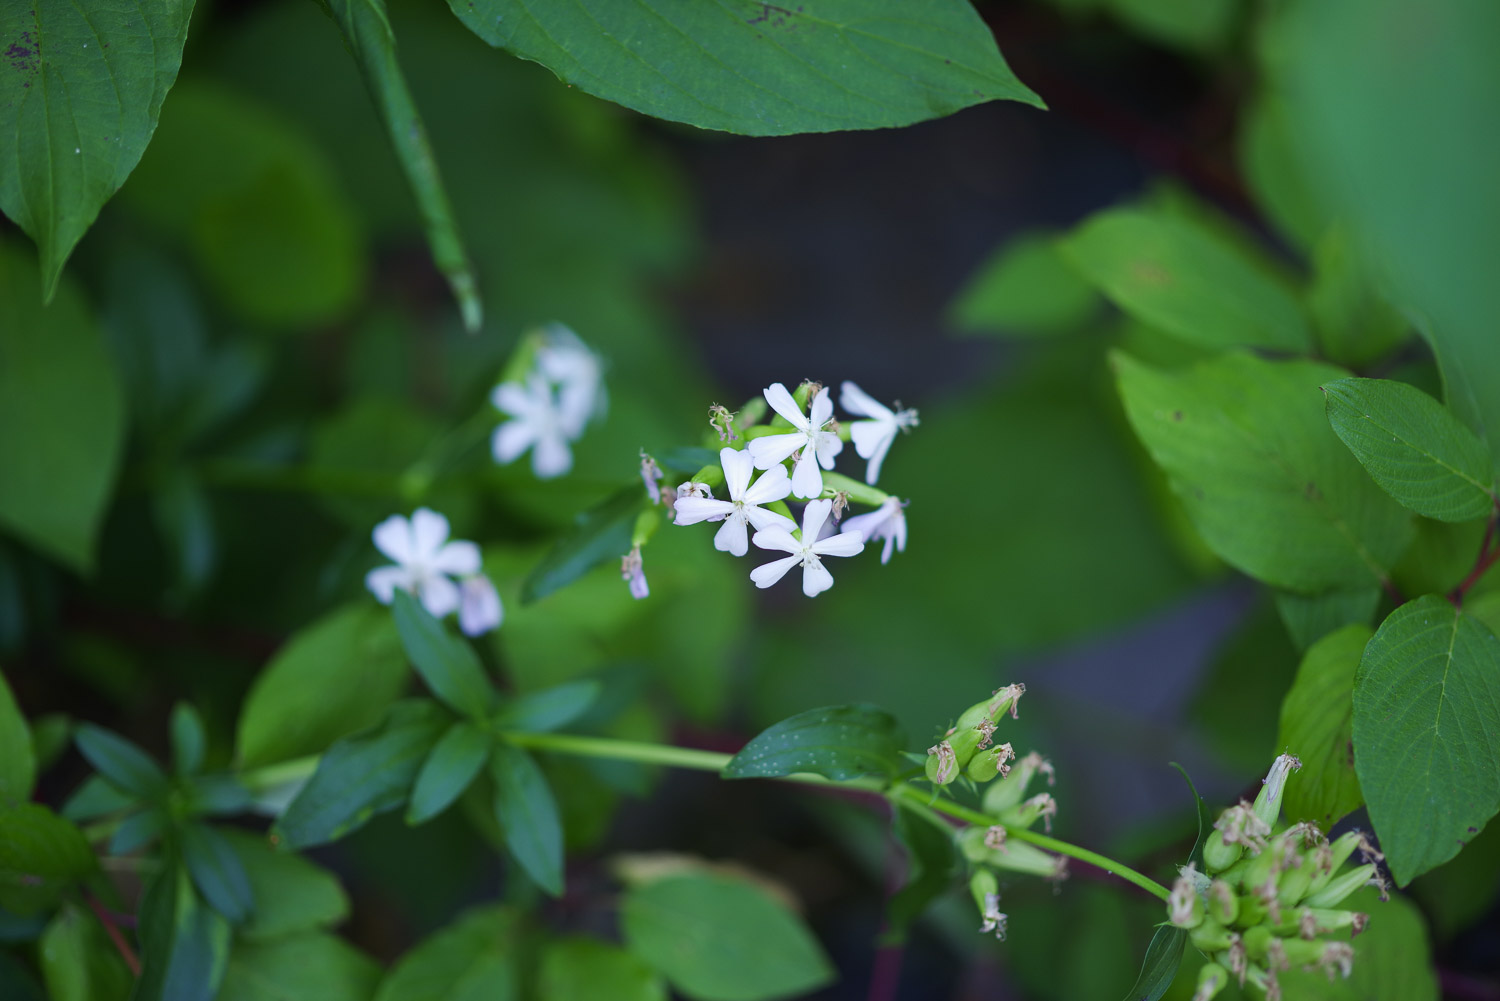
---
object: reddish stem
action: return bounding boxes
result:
[1453,508,1500,602]
[87,896,141,977]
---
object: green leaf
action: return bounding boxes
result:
[1274,587,1379,652]
[522,487,645,604]
[492,681,601,733]
[1171,761,1211,865]
[1353,595,1500,885]
[392,590,494,719]
[316,0,480,331]
[60,777,135,822]
[1323,378,1496,523]
[948,233,1098,338]
[0,805,94,915]
[489,744,564,897]
[109,807,167,856]
[622,873,834,1001]
[134,862,233,1001]
[372,906,519,1001]
[218,934,381,1001]
[722,704,905,782]
[1411,819,1500,940]
[0,243,125,572]
[447,0,1040,137]
[218,830,348,942]
[0,668,34,803]
[1119,924,1184,1001]
[0,0,194,295]
[884,806,957,942]
[539,937,666,1001]
[1306,227,1410,369]
[275,701,447,850]
[74,724,168,800]
[1112,351,1414,592]
[170,704,207,777]
[38,904,132,1001]
[407,721,491,825]
[235,604,408,769]
[1061,207,1311,353]
[181,824,255,926]
[1278,624,1371,829]
[1104,0,1236,53]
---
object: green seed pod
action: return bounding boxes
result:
[1188,918,1234,953]
[1202,829,1243,874]
[1304,830,1374,898]
[1232,891,1268,930]
[969,867,998,912]
[926,740,959,785]
[1207,880,1239,926]
[965,742,1016,783]
[1277,845,1325,906]
[969,869,1007,940]
[1251,754,1302,830]
[999,793,1057,832]
[982,751,1053,814]
[1242,836,1296,898]
[984,838,1066,879]
[1240,925,1274,963]
[1302,863,1376,908]
[1193,962,1230,1001]
[1273,907,1369,939]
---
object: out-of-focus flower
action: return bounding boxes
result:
[622,546,649,600]
[536,324,606,437]
[840,497,907,564]
[491,374,573,478]
[457,575,503,636]
[840,381,918,485]
[365,509,482,619]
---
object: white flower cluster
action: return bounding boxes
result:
[365,509,502,636]
[490,325,606,479]
[670,381,916,597]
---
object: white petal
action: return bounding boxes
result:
[743,463,792,505]
[492,420,537,465]
[751,528,800,554]
[459,576,503,635]
[750,554,801,589]
[892,510,907,553]
[801,498,833,540]
[840,507,886,540]
[556,382,597,439]
[839,381,893,421]
[808,386,834,428]
[850,418,895,461]
[762,382,810,431]
[800,557,835,597]
[881,533,897,564]
[431,540,481,576]
[720,446,754,501]
[365,565,412,603]
[814,431,843,470]
[673,497,735,526]
[862,429,894,485]
[744,505,797,534]
[713,515,750,557]
[372,515,415,565]
[410,509,451,561]
[790,448,823,499]
[813,532,865,558]
[627,567,649,600]
[747,432,805,469]
[532,431,573,479]
[491,381,534,418]
[420,574,462,618]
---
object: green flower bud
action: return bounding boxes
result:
[999,793,1057,833]
[1207,880,1239,926]
[1242,835,1297,904]
[926,740,958,785]
[1202,829,1243,874]
[1193,962,1230,1001]
[1302,863,1376,908]
[981,751,1054,814]
[1305,830,1379,899]
[966,742,1016,783]
[1240,925,1274,963]
[1188,919,1234,953]
[1277,936,1353,976]
[961,830,1066,880]
[1169,865,1205,929]
[1251,754,1302,830]
[1231,890,1268,930]
[968,869,1007,941]
[969,867,998,911]
[1274,907,1369,940]
[1277,841,1328,906]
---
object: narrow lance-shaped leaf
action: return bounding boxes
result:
[372,906,520,1001]
[0,0,195,296]
[447,0,1041,137]
[407,721,491,825]
[1120,926,1185,1001]
[392,590,495,719]
[489,743,565,897]
[317,0,481,330]
[492,680,601,733]
[522,486,645,604]
[133,861,232,1001]
[0,668,35,803]
[75,724,169,800]
[723,704,906,781]
[1323,378,1497,523]
[180,824,254,925]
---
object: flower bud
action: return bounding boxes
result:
[1207,879,1239,925]
[1301,863,1376,908]
[968,869,1007,940]
[961,830,1065,879]
[1169,866,1205,929]
[1241,925,1274,963]
[1213,801,1272,857]
[1252,754,1302,830]
[925,740,958,785]
[1202,829,1244,874]
[1193,962,1230,1001]
[1305,830,1379,898]
[999,793,1056,833]
[966,741,1016,782]
[1188,919,1234,953]
[982,751,1053,814]
[1274,907,1368,940]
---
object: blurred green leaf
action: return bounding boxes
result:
[99,247,208,436]
[0,952,46,1001]
[0,242,125,573]
[407,721,491,825]
[182,824,255,926]
[489,743,564,896]
[1324,378,1496,523]
[1112,351,1413,592]
[884,807,957,943]
[1305,227,1410,368]
[236,604,408,769]
[60,777,135,822]
[1410,820,1500,940]
[539,937,666,1001]
[307,397,451,530]
[218,934,380,1001]
[153,471,218,600]
[1120,925,1185,1001]
[38,904,132,1001]
[1103,0,1237,52]
[393,590,494,719]
[1274,588,1378,653]
[622,873,834,1001]
[0,669,34,804]
[1062,208,1311,353]
[523,487,645,604]
[0,0,194,296]
[1278,624,1370,829]
[219,829,349,942]
[492,681,600,733]
[1393,518,1486,598]
[134,862,233,1001]
[949,233,1098,338]
[448,0,1041,136]
[372,905,520,1001]
[171,704,208,777]
[0,805,94,915]
[723,705,905,782]
[1353,595,1500,885]
[110,807,167,856]
[276,701,447,850]
[75,724,169,801]
[1237,94,1328,255]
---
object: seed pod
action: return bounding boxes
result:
[1193,962,1230,1001]
[999,793,1057,833]
[1202,829,1243,874]
[926,740,958,785]
[1251,754,1302,830]
[1241,925,1274,963]
[966,741,1016,783]
[1188,918,1234,953]
[1207,880,1239,925]
[1169,867,1205,929]
[1302,863,1376,909]
[982,751,1053,814]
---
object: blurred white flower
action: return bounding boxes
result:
[840,381,918,485]
[673,447,796,557]
[747,383,843,499]
[458,575,503,636]
[621,546,649,600]
[640,451,664,504]
[365,509,482,619]
[536,324,607,437]
[491,373,573,479]
[750,498,865,597]
[840,497,908,564]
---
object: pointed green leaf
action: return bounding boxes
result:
[392,590,494,719]
[218,934,380,1001]
[522,486,645,604]
[1324,378,1496,523]
[407,721,491,825]
[1354,595,1500,885]
[372,906,520,1001]
[134,862,232,1001]
[109,807,166,855]
[489,744,564,897]
[181,824,254,926]
[219,829,349,942]
[1274,587,1379,652]
[723,704,905,781]
[38,904,132,1001]
[75,724,168,800]
[539,937,665,1001]
[1120,925,1185,1001]
[170,703,207,777]
[1278,624,1371,829]
[0,804,95,915]
[0,0,195,294]
[949,232,1099,338]
[0,669,34,803]
[492,681,600,734]
[1279,887,1438,1001]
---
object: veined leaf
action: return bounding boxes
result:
[219,829,349,942]
[489,744,565,897]
[134,861,233,1001]
[723,704,905,781]
[539,937,665,1001]
[1278,624,1371,829]
[393,590,494,719]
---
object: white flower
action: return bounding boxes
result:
[365,509,482,618]
[536,324,606,438]
[840,381,918,485]
[458,575,503,636]
[747,383,844,499]
[491,374,573,479]
[840,497,907,564]
[621,546,649,600]
[750,498,865,597]
[672,447,796,557]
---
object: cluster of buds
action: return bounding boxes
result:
[1171,755,1386,1000]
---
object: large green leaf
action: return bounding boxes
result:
[372,906,519,1001]
[218,935,380,1001]
[1112,351,1413,592]
[1278,624,1371,829]
[492,680,600,733]
[0,243,125,572]
[1323,378,1496,523]
[948,232,1098,339]
[392,590,494,719]
[622,873,834,1001]
[1274,586,1379,652]
[0,0,194,295]
[219,830,349,942]
[1305,227,1410,368]
[446,0,1040,137]
[236,604,408,768]
[489,744,564,896]
[1353,595,1500,885]
[134,862,233,1001]
[722,704,905,781]
[1119,925,1184,1001]
[0,805,94,915]
[0,668,34,804]
[538,938,665,1001]
[1061,207,1311,353]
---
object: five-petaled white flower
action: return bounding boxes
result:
[457,575,503,636]
[840,381,918,485]
[747,383,844,499]
[536,324,606,438]
[673,447,796,557]
[750,498,865,597]
[492,373,573,479]
[366,509,486,622]
[621,546,649,600]
[840,497,908,564]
